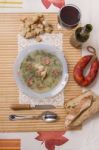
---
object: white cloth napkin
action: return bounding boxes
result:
[18,33,65,107]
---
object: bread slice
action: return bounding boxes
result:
[64,91,97,128]
[70,95,99,128]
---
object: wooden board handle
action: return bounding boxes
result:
[11,104,31,110]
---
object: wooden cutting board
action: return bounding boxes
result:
[0,13,81,132]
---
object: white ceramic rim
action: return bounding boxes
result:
[13,44,69,99]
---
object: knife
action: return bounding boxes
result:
[11,104,56,110]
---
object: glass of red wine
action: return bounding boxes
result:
[58,4,81,29]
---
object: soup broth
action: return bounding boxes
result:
[20,50,62,93]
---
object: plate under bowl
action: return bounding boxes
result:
[14,44,69,99]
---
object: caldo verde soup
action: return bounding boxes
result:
[20,50,62,93]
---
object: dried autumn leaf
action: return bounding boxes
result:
[41,0,51,8]
[36,131,65,141]
[54,137,68,146]
[35,131,69,150]
[41,0,65,9]
[50,0,65,8]
[45,140,55,150]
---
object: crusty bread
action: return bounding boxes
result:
[64,91,99,129]
[65,91,93,112]
[70,95,99,128]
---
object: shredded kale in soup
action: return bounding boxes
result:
[20,50,62,93]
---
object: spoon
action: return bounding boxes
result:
[9,111,58,123]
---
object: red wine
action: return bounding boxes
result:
[59,5,81,28]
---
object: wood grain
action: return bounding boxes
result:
[0,13,81,132]
[0,139,20,150]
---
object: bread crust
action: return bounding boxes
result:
[64,91,99,129]
[70,95,99,128]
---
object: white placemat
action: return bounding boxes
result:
[18,33,65,106]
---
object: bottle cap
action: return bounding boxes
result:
[85,24,93,32]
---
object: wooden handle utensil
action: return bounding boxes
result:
[11,104,56,110]
[11,104,31,110]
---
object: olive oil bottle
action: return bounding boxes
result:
[70,24,93,48]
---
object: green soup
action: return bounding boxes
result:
[20,50,62,93]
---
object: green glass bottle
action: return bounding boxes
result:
[70,24,93,48]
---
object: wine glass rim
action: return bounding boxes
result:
[58,4,81,27]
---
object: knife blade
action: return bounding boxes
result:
[11,104,56,110]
